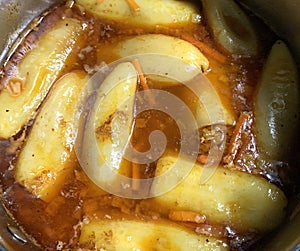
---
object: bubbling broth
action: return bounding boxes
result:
[0,1,299,250]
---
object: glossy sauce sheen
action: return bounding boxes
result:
[0,2,296,250]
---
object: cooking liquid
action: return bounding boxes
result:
[0,2,295,250]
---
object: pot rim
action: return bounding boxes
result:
[0,0,299,250]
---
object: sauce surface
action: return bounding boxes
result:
[0,1,298,250]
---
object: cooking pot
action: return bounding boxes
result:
[0,0,299,250]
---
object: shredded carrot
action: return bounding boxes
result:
[234,133,251,164]
[132,58,148,90]
[226,112,250,163]
[169,210,206,223]
[98,0,140,11]
[197,154,208,164]
[132,58,155,105]
[181,34,228,65]
[125,0,140,11]
[131,162,140,190]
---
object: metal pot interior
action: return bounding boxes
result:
[0,0,299,250]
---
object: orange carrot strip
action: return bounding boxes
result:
[181,34,228,64]
[169,210,206,223]
[132,58,148,90]
[132,58,155,105]
[125,0,140,11]
[131,162,140,190]
[97,0,105,2]
[197,154,208,164]
[227,112,250,161]
[234,132,251,164]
